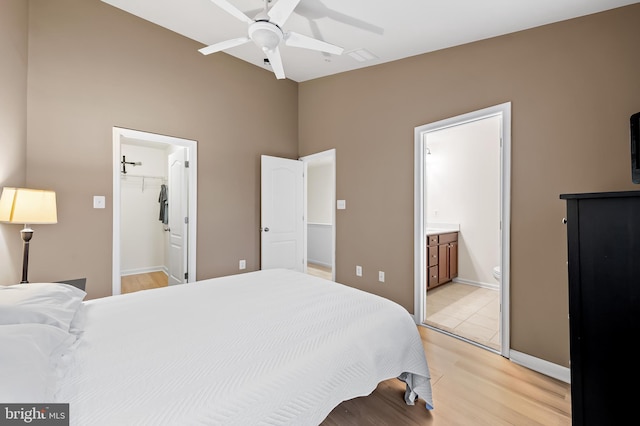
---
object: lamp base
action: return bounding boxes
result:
[20,227,33,284]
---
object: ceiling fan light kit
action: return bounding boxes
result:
[200,0,344,80]
[248,21,283,51]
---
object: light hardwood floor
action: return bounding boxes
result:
[323,326,571,425]
[307,263,333,280]
[121,271,168,294]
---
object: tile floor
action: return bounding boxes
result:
[424,281,500,351]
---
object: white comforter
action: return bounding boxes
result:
[55,269,432,425]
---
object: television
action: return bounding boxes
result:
[632,112,640,184]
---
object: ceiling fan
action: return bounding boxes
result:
[199,0,344,79]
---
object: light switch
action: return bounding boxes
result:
[337,200,346,210]
[93,196,106,209]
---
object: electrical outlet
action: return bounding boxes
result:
[378,271,385,282]
[356,265,362,277]
[239,259,246,270]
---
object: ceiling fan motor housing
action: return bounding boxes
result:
[249,21,283,51]
[200,0,343,79]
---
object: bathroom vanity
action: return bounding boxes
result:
[426,229,458,290]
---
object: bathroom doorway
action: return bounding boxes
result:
[414,103,511,356]
[112,127,198,296]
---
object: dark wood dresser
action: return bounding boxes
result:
[560,190,640,425]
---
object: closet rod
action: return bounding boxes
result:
[120,174,166,180]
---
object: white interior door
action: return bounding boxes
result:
[168,148,188,285]
[261,155,304,271]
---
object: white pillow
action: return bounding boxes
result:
[0,283,86,332]
[0,323,75,402]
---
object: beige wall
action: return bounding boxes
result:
[7,0,640,370]
[24,0,298,298]
[0,0,29,285]
[299,4,640,367]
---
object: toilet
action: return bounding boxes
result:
[492,266,501,282]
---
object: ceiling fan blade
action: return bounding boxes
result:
[198,37,251,55]
[308,20,330,58]
[284,31,343,55]
[267,0,301,27]
[264,47,286,79]
[210,0,253,24]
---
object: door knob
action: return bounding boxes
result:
[264,227,270,232]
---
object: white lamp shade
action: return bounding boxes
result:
[0,187,57,224]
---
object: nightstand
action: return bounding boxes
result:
[55,278,86,291]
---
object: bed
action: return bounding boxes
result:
[0,268,433,425]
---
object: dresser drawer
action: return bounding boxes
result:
[427,235,439,246]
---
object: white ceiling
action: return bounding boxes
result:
[101,0,638,82]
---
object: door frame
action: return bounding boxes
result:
[112,127,198,295]
[300,149,336,281]
[413,102,511,356]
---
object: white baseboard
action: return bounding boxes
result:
[453,277,499,291]
[509,350,571,384]
[121,266,167,276]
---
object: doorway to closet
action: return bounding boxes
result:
[111,128,198,296]
[414,103,511,356]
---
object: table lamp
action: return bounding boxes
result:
[0,187,57,283]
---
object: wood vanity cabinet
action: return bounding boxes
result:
[560,191,640,426]
[426,232,458,290]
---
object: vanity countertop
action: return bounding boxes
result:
[426,223,460,236]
